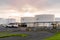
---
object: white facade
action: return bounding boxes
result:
[0,18,16,25]
[55,18,60,27]
[55,18,60,21]
[35,14,55,22]
[21,14,55,27]
[6,18,16,24]
[0,18,7,24]
[21,17,35,27]
[21,17,35,23]
[35,14,55,27]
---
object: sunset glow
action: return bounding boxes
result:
[0,0,60,22]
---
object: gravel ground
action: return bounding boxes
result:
[0,31,54,40]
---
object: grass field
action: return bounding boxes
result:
[0,32,28,38]
[45,32,60,40]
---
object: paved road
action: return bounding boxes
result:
[0,31,54,40]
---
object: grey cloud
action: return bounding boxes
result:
[2,0,46,9]
[27,0,47,8]
[0,0,8,6]
[0,0,60,10]
[0,0,26,8]
[46,0,60,8]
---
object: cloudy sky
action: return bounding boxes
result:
[0,0,60,19]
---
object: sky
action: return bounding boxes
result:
[0,0,60,22]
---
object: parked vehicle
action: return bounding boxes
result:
[6,24,18,28]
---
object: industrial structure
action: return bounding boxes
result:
[0,18,16,25]
[21,17,35,27]
[21,14,56,27]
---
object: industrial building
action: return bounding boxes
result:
[55,18,60,21]
[35,14,55,22]
[55,18,60,28]
[0,18,16,25]
[0,18,7,24]
[6,18,16,24]
[21,14,55,27]
[21,17,35,27]
[35,14,55,27]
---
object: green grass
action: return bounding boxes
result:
[0,32,28,38]
[45,32,60,40]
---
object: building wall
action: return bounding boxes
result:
[0,18,6,24]
[21,17,35,27]
[0,18,16,25]
[55,18,60,21]
[26,23,34,27]
[55,18,60,28]
[35,14,55,27]
[37,23,52,27]
[35,14,55,22]
[6,18,16,24]
[21,14,55,27]
[21,17,35,23]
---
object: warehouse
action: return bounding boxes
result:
[35,14,55,27]
[21,14,55,27]
[21,17,35,27]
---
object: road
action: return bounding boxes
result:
[0,31,54,40]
